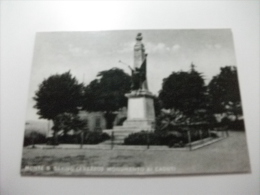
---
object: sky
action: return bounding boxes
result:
[26,29,237,121]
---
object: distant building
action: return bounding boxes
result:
[78,107,127,131]
[42,108,127,138]
[78,111,106,132]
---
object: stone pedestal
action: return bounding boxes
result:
[123,90,155,131]
[106,33,156,144]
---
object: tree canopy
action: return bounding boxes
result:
[83,68,131,128]
[208,66,242,119]
[159,68,207,116]
[34,71,83,120]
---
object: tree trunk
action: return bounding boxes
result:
[32,135,35,148]
[104,112,117,129]
[80,131,84,149]
[63,129,69,143]
[52,131,58,146]
[51,119,59,146]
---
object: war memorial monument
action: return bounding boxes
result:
[111,33,155,142]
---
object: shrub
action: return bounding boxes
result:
[124,131,185,147]
[210,132,218,138]
[46,132,110,145]
[84,132,110,144]
[124,131,150,145]
[23,131,46,147]
[58,135,78,144]
[124,127,220,148]
[46,136,59,145]
[180,129,209,143]
[228,119,245,131]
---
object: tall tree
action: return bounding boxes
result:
[83,68,131,129]
[34,71,83,120]
[52,112,87,145]
[208,66,242,120]
[159,66,207,118]
[34,71,84,143]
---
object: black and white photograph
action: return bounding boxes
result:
[21,29,250,176]
[1,1,259,194]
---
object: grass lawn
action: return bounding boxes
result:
[21,131,250,176]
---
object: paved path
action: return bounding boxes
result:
[21,131,250,176]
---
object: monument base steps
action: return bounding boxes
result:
[101,126,144,145]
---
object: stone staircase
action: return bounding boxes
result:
[101,126,142,145]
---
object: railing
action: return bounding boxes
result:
[185,125,229,151]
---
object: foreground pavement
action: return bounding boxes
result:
[21,131,250,176]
